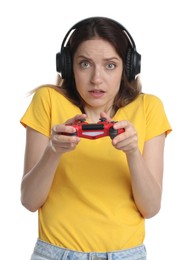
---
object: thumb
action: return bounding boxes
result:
[100,112,112,122]
[65,114,86,124]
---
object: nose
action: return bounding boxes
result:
[90,65,102,84]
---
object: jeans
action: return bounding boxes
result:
[30,239,147,260]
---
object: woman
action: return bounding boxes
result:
[20,17,172,260]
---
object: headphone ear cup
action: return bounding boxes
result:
[126,48,141,81]
[56,47,72,80]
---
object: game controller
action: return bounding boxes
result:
[64,117,125,139]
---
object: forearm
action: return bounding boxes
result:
[21,145,61,212]
[127,149,162,218]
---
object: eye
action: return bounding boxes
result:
[80,60,91,69]
[106,63,116,70]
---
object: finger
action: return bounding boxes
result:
[50,135,80,152]
[53,134,80,144]
[65,114,87,124]
[53,124,76,135]
[112,131,127,145]
[113,120,130,130]
[50,138,80,153]
[100,112,111,121]
[49,139,57,152]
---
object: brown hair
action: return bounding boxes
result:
[36,17,142,113]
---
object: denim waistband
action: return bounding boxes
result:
[32,239,146,260]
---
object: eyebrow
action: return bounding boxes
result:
[76,55,120,61]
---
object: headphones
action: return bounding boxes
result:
[56,17,141,81]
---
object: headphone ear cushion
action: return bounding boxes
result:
[126,48,141,81]
[56,47,72,79]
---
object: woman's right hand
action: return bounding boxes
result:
[49,114,86,154]
[21,114,87,211]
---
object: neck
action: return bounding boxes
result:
[83,106,115,123]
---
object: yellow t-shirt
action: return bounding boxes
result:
[20,86,172,252]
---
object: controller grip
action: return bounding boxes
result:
[109,127,119,139]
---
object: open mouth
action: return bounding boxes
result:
[89,90,105,93]
[89,90,105,97]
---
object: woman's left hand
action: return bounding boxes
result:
[112,120,139,155]
[100,112,138,155]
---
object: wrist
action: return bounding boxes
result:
[46,142,63,159]
[125,147,140,158]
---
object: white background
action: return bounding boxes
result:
[0,0,190,259]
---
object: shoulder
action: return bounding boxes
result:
[125,93,164,111]
[142,93,165,112]
[127,93,168,121]
[136,93,163,104]
[133,93,165,112]
[31,85,67,105]
[33,85,64,98]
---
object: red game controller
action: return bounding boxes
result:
[64,117,125,139]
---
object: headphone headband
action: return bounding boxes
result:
[56,17,141,81]
[60,17,136,51]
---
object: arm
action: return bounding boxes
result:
[112,120,165,218]
[21,127,61,212]
[127,134,165,218]
[21,114,85,212]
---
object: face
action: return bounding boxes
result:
[73,38,123,113]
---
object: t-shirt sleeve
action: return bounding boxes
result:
[20,87,51,137]
[144,94,172,141]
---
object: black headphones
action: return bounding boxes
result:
[56,17,141,81]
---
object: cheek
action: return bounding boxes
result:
[74,77,85,95]
[74,79,86,98]
[74,70,88,84]
[74,71,90,95]
[110,76,122,92]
